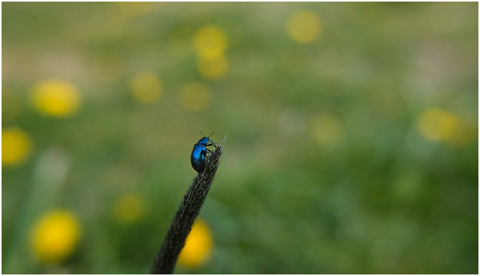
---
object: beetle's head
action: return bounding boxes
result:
[198,137,211,145]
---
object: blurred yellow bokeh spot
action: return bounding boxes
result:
[2,127,33,167]
[181,82,212,111]
[193,25,228,59]
[118,2,155,18]
[311,113,344,146]
[130,72,163,104]
[31,210,81,264]
[112,193,144,224]
[417,108,459,142]
[286,10,322,43]
[417,108,476,146]
[178,219,213,268]
[197,55,229,80]
[31,80,81,117]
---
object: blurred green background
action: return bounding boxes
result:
[2,2,478,274]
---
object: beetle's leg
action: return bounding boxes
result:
[205,149,215,165]
[204,154,211,165]
[206,141,218,148]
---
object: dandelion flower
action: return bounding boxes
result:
[193,25,228,59]
[286,10,322,43]
[31,210,81,264]
[31,80,81,117]
[178,219,213,268]
[2,127,33,167]
[417,108,459,142]
[130,72,163,104]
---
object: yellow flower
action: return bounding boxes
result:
[416,108,459,142]
[178,219,213,268]
[112,193,144,224]
[31,210,81,264]
[197,55,229,80]
[130,72,163,104]
[286,10,322,43]
[310,113,344,146]
[181,82,212,112]
[31,80,81,117]
[417,108,477,147]
[193,25,228,59]
[2,127,33,167]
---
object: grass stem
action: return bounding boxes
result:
[151,141,224,274]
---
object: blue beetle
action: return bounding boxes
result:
[191,129,216,173]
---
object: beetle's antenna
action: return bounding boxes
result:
[151,139,225,274]
[198,128,205,136]
[208,131,215,137]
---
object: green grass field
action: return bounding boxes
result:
[2,2,478,273]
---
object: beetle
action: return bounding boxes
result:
[191,129,216,173]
